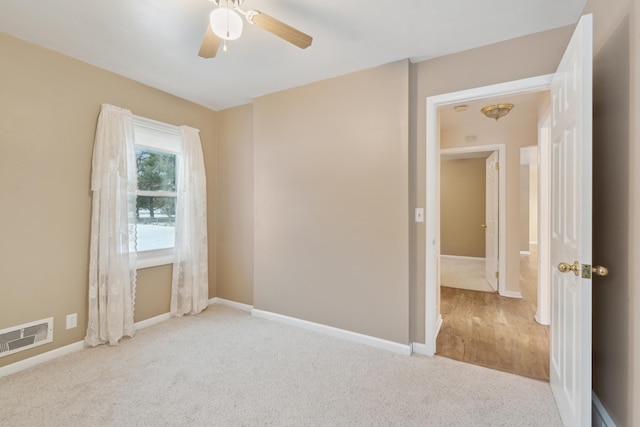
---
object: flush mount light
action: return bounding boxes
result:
[481,103,514,121]
[453,105,468,113]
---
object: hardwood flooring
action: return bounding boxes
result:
[436,247,550,381]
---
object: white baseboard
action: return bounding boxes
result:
[2,302,415,378]
[134,312,171,329]
[499,289,523,299]
[0,311,176,379]
[592,392,616,427]
[440,255,485,261]
[411,342,429,355]
[534,313,550,326]
[412,314,442,356]
[251,309,412,356]
[0,340,85,378]
[210,297,253,312]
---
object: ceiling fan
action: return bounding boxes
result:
[198,0,313,58]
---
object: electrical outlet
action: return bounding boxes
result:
[66,313,77,330]
[415,208,425,223]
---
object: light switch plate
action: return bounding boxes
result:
[415,208,425,222]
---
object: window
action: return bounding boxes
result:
[132,117,182,268]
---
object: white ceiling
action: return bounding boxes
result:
[0,0,587,111]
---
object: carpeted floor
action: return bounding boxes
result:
[0,305,561,426]
[441,256,495,293]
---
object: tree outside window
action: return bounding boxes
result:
[135,148,177,251]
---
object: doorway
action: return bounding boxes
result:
[424,75,553,356]
[433,95,548,380]
[439,146,504,295]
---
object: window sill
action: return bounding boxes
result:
[136,249,174,270]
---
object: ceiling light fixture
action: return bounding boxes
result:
[481,103,514,121]
[453,105,468,113]
[210,1,243,41]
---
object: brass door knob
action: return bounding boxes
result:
[558,261,580,276]
[593,265,609,277]
[481,224,487,229]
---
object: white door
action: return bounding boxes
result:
[549,14,592,426]
[485,151,499,291]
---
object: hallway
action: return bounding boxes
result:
[436,246,550,381]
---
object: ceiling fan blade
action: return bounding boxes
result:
[250,12,312,49]
[198,24,221,58]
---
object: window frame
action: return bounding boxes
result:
[132,116,182,269]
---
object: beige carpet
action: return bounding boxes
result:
[0,305,561,426]
[441,256,496,293]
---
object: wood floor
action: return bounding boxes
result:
[436,247,550,381]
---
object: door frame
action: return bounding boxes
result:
[424,74,553,355]
[440,145,505,294]
[536,111,552,325]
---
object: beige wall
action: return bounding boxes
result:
[440,158,486,257]
[409,26,574,341]
[216,104,254,305]
[0,33,217,367]
[252,61,410,343]
[583,0,638,424]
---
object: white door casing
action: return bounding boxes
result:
[549,14,593,427]
[424,75,553,356]
[536,113,552,326]
[485,151,499,292]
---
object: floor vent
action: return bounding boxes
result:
[0,317,54,358]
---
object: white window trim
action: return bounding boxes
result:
[136,248,175,269]
[132,115,181,270]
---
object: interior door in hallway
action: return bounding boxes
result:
[485,151,499,291]
[549,14,593,427]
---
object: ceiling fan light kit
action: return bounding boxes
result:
[481,103,514,121]
[199,0,313,58]
[210,6,243,40]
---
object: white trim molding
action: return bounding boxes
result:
[413,314,443,356]
[411,342,429,355]
[592,392,616,427]
[134,312,171,329]
[210,297,253,312]
[440,255,486,262]
[499,290,523,299]
[425,74,554,355]
[0,311,176,378]
[0,340,85,379]
[252,309,412,356]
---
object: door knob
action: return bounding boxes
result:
[593,265,609,277]
[558,262,609,278]
[481,224,487,229]
[558,261,580,276]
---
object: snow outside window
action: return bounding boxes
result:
[132,117,182,268]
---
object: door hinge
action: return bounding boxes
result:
[495,271,499,279]
[495,162,500,170]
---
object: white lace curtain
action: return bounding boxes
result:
[171,126,209,316]
[85,104,138,346]
[86,109,208,346]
